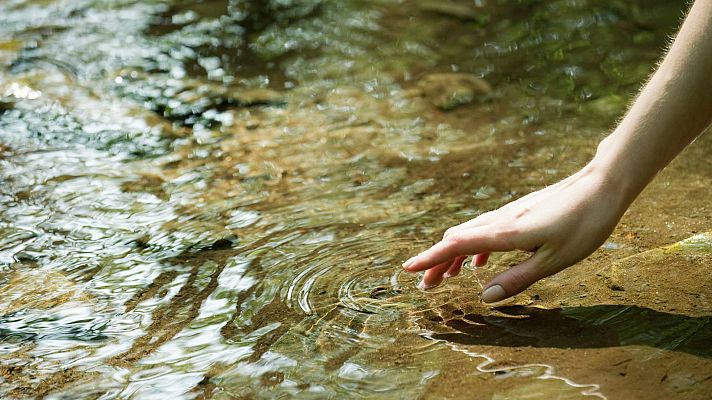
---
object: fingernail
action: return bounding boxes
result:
[417,278,440,290]
[443,272,452,278]
[481,285,506,303]
[402,256,416,270]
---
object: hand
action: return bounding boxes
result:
[402,162,631,303]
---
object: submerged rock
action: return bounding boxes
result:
[417,72,492,111]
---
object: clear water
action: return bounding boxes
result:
[1,0,711,399]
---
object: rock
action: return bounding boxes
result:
[595,232,712,315]
[417,73,492,111]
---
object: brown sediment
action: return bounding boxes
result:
[120,173,169,200]
[1,363,97,399]
[219,288,255,339]
[192,374,218,399]
[191,362,233,400]
[323,347,361,372]
[124,269,179,312]
[109,247,234,367]
[243,297,301,363]
[259,370,285,387]
[0,142,11,157]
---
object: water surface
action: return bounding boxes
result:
[1,0,711,399]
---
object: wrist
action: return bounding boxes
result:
[585,135,646,209]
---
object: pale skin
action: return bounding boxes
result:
[403,0,712,303]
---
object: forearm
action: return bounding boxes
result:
[591,0,712,204]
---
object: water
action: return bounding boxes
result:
[1,0,711,398]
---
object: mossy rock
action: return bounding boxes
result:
[595,232,712,315]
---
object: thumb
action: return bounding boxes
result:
[480,251,552,303]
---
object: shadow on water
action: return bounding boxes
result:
[430,305,712,358]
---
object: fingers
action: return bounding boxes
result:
[471,252,490,267]
[444,255,467,278]
[418,261,451,289]
[480,251,551,303]
[403,228,514,272]
[419,255,467,289]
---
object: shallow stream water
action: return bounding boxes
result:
[1,1,711,399]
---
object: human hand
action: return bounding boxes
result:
[402,163,631,303]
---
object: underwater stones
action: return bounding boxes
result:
[417,73,492,111]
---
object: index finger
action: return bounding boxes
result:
[403,228,515,272]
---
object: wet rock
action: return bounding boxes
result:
[595,232,712,315]
[417,73,492,111]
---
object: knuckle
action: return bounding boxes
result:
[443,227,456,239]
[475,211,494,222]
[443,234,464,250]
